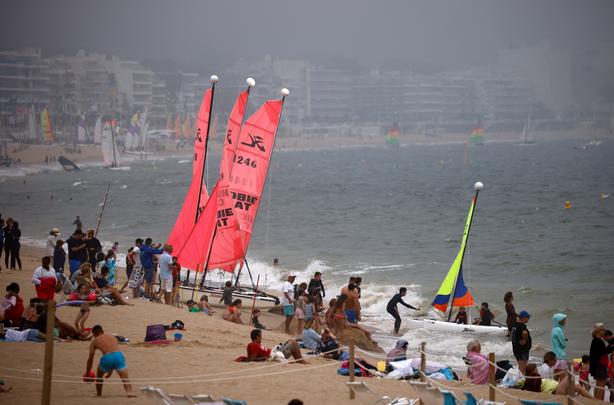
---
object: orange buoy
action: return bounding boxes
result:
[564,200,572,209]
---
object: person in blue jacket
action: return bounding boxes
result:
[139,238,163,300]
[550,313,568,379]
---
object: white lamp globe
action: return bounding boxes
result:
[210,75,219,83]
[280,88,290,96]
[474,182,484,191]
[246,77,256,87]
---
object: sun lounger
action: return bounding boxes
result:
[464,392,479,405]
[221,399,247,405]
[141,386,223,405]
[438,389,462,405]
[347,381,417,405]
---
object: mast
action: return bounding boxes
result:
[234,88,289,288]
[202,78,254,287]
[446,182,482,321]
[111,121,118,168]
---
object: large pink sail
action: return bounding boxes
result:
[167,89,212,248]
[207,90,249,272]
[209,99,282,271]
[175,181,220,271]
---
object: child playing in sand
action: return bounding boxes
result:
[251,309,266,330]
[223,299,243,324]
[198,295,214,315]
[186,300,199,312]
[68,284,96,330]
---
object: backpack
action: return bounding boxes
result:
[145,324,166,342]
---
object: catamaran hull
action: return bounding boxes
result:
[406,318,508,336]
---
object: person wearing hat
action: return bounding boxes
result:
[511,310,532,373]
[386,339,409,366]
[589,322,614,400]
[46,228,60,257]
[281,273,296,334]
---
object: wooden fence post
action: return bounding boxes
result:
[420,342,426,382]
[566,363,575,405]
[488,352,496,402]
[41,300,56,405]
[348,342,356,399]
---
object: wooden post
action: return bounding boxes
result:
[349,342,355,400]
[248,275,260,326]
[488,352,496,402]
[41,300,56,405]
[420,342,426,382]
[566,364,575,405]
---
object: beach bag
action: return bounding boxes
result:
[145,324,166,342]
[128,265,144,288]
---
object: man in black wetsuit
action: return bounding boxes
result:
[386,287,419,335]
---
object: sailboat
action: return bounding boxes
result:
[386,123,401,148]
[519,112,536,145]
[93,117,102,145]
[26,105,39,142]
[406,182,507,336]
[100,120,127,169]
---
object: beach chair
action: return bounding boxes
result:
[519,401,561,405]
[347,382,417,405]
[141,386,176,405]
[221,398,247,405]
[56,273,78,303]
[439,389,462,405]
[464,392,479,405]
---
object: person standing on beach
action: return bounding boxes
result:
[127,239,143,298]
[344,284,360,324]
[511,310,532,373]
[550,313,568,380]
[85,229,102,270]
[46,228,60,258]
[386,287,419,335]
[32,257,57,300]
[3,219,14,270]
[85,325,135,397]
[10,221,22,271]
[504,291,518,337]
[72,216,82,232]
[158,245,174,305]
[589,322,614,401]
[307,271,325,306]
[66,230,87,274]
[139,238,163,300]
[281,273,296,334]
[0,219,4,271]
[219,281,235,306]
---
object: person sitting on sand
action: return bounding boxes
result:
[522,363,592,398]
[465,339,489,385]
[247,329,307,363]
[19,297,40,330]
[325,298,337,329]
[93,266,133,306]
[85,325,135,397]
[35,304,91,340]
[301,319,322,351]
[32,256,57,300]
[387,339,409,364]
[68,284,96,331]
[198,295,214,315]
[251,309,265,330]
[332,294,372,339]
[223,299,243,324]
[319,328,342,359]
[537,351,557,380]
[0,282,24,327]
[0,327,49,342]
[71,262,93,286]
[186,299,199,312]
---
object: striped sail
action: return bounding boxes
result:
[432,193,477,314]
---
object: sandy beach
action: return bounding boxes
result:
[0,245,608,405]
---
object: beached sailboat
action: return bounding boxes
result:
[100,120,126,169]
[407,182,507,336]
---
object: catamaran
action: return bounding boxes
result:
[100,120,127,169]
[406,182,508,336]
[519,112,536,145]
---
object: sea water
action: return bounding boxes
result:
[1,139,613,368]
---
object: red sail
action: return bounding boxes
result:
[175,181,220,271]
[232,100,282,255]
[167,89,212,248]
[207,90,249,272]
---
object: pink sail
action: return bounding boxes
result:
[207,90,249,272]
[167,89,212,248]
[175,181,220,271]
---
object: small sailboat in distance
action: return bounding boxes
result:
[406,182,507,336]
[518,112,536,145]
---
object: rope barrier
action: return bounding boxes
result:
[0,361,339,386]
[354,346,419,360]
[0,345,346,383]
[417,371,484,392]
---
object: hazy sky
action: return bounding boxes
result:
[2,0,613,71]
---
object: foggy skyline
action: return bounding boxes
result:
[2,0,614,72]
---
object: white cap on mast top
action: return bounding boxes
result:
[474,182,484,190]
[246,77,256,87]
[280,88,290,96]
[210,75,219,83]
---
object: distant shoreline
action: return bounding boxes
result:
[1,128,611,177]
